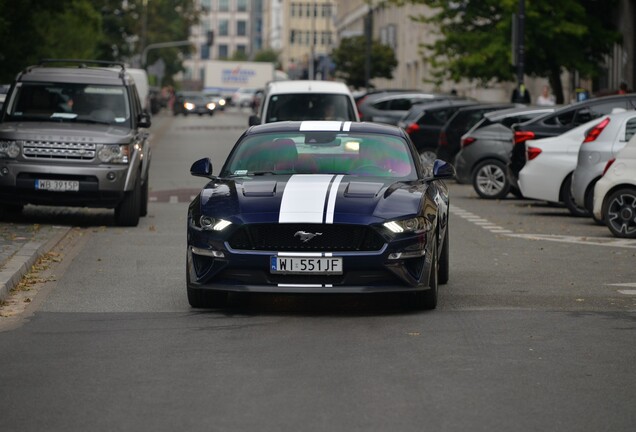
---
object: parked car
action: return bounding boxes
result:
[174,92,215,116]
[186,121,454,310]
[509,93,636,193]
[593,133,636,238]
[435,103,516,163]
[0,59,151,226]
[455,106,555,199]
[249,80,359,125]
[398,99,478,164]
[571,110,636,220]
[231,87,259,107]
[356,91,457,125]
[517,118,603,215]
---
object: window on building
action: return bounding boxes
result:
[201,0,211,12]
[290,30,296,45]
[291,3,296,17]
[219,19,229,36]
[237,0,248,12]
[236,45,246,56]
[321,4,332,18]
[237,21,247,36]
[298,3,303,17]
[219,44,228,59]
[219,0,229,12]
[201,43,210,60]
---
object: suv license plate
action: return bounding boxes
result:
[270,256,343,274]
[35,179,80,192]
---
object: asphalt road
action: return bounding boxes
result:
[0,109,635,432]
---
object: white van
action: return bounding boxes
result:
[249,80,359,125]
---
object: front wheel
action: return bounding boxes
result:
[472,159,510,199]
[603,187,636,238]
[438,226,449,285]
[140,173,149,217]
[115,176,141,227]
[404,241,438,310]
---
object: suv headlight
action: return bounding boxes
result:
[98,144,130,164]
[0,140,20,159]
[383,217,430,234]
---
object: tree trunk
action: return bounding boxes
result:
[549,68,564,104]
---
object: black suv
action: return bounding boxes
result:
[508,93,636,191]
[0,59,152,226]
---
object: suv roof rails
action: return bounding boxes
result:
[38,59,127,70]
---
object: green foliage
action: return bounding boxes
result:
[398,0,621,101]
[230,51,249,61]
[253,49,281,68]
[0,0,102,82]
[331,35,398,89]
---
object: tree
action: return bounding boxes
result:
[395,0,621,103]
[331,35,397,89]
[0,0,102,82]
[253,48,281,69]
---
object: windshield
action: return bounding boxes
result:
[222,131,417,180]
[265,93,356,123]
[4,82,131,126]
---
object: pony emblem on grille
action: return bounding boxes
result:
[294,231,323,243]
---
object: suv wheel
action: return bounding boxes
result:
[140,174,149,217]
[115,176,141,226]
[472,159,510,199]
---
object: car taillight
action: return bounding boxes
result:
[526,146,542,160]
[603,158,616,175]
[461,136,476,148]
[514,130,535,144]
[405,123,420,135]
[583,117,610,143]
[438,131,448,147]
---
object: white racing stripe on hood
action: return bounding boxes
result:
[325,174,344,223]
[279,174,335,223]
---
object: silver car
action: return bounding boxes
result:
[571,110,636,220]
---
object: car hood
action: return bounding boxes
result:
[0,121,134,144]
[197,174,425,224]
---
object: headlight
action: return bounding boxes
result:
[199,216,231,231]
[98,144,130,164]
[184,102,195,110]
[218,99,226,106]
[383,217,430,234]
[0,140,20,159]
[206,102,216,110]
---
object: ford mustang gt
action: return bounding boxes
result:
[187,121,454,310]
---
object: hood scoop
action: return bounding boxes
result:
[242,181,278,197]
[344,181,384,198]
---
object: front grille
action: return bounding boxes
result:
[23,140,96,160]
[228,223,385,252]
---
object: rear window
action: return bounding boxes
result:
[265,93,356,123]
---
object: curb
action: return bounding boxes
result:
[0,227,71,303]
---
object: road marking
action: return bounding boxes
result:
[606,282,636,288]
[451,205,636,248]
[169,195,178,204]
[618,290,636,295]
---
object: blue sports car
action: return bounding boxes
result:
[187,121,453,310]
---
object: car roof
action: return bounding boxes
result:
[17,65,132,86]
[244,120,405,137]
[266,80,351,95]
[484,106,557,121]
[364,92,451,104]
[408,98,477,112]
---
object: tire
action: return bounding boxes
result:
[584,183,604,225]
[438,226,449,285]
[115,175,141,227]
[472,159,511,199]
[562,174,590,217]
[602,187,636,238]
[140,173,149,217]
[404,240,438,310]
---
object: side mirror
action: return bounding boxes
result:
[431,159,455,180]
[248,115,261,126]
[138,112,151,128]
[190,158,214,178]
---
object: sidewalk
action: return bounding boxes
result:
[0,221,70,302]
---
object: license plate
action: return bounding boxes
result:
[35,179,80,192]
[270,256,343,274]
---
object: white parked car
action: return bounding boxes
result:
[231,87,259,107]
[517,118,602,216]
[593,133,636,238]
[571,110,636,221]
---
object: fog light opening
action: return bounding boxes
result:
[0,167,8,176]
[106,171,116,181]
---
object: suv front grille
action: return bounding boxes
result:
[23,141,96,160]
